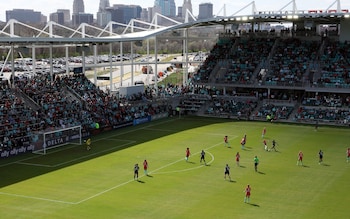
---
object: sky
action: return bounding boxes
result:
[1,0,350,22]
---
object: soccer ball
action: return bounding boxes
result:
[84,140,86,143]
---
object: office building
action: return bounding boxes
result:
[182,0,192,19]
[198,3,213,20]
[72,13,93,26]
[97,0,111,26]
[50,11,65,25]
[154,0,176,17]
[57,9,71,24]
[6,9,44,24]
[73,0,85,14]
[107,4,142,25]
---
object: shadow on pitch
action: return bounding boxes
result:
[257,171,266,175]
[186,161,196,164]
[321,163,330,167]
[136,180,145,183]
[238,165,246,168]
[247,203,260,207]
[226,179,236,183]
[146,174,153,177]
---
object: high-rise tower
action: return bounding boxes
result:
[99,0,110,12]
[154,0,176,17]
[198,3,213,20]
[182,0,192,19]
[97,0,111,26]
[73,0,85,14]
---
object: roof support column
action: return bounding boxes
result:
[146,39,150,85]
[109,43,113,90]
[182,28,189,86]
[120,42,124,88]
[154,36,158,97]
[93,43,97,85]
[65,46,69,74]
[32,44,36,75]
[11,43,14,88]
[130,41,134,86]
[49,42,53,82]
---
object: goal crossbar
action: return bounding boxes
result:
[32,125,82,155]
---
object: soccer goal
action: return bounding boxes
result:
[32,125,82,155]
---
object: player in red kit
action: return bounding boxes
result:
[262,127,266,138]
[347,148,350,163]
[244,184,251,203]
[263,139,268,151]
[236,152,240,166]
[224,136,230,147]
[185,147,191,162]
[143,159,149,175]
[297,151,303,166]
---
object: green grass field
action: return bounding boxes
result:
[0,117,349,219]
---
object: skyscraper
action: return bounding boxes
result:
[73,0,85,15]
[182,0,192,19]
[97,0,111,26]
[99,0,110,12]
[57,9,71,24]
[154,0,176,17]
[198,3,213,20]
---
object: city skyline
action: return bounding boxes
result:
[1,0,350,22]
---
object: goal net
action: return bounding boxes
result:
[32,125,82,155]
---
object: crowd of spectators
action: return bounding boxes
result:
[265,38,320,86]
[221,37,274,84]
[294,107,350,125]
[295,93,350,125]
[317,40,350,88]
[193,37,235,83]
[0,81,34,151]
[0,73,170,152]
[254,103,294,120]
[206,97,257,119]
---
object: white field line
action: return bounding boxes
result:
[16,140,136,168]
[152,151,215,174]
[0,191,76,205]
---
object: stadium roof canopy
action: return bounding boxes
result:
[0,0,349,44]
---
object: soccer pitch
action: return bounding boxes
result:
[0,117,349,219]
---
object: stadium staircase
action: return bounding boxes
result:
[14,88,41,111]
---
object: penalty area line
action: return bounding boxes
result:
[0,191,76,205]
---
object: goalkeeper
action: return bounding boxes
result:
[84,138,91,150]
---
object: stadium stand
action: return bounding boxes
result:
[1,31,350,157]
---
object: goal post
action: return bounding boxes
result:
[32,125,82,155]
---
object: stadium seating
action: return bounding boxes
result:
[1,33,350,155]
